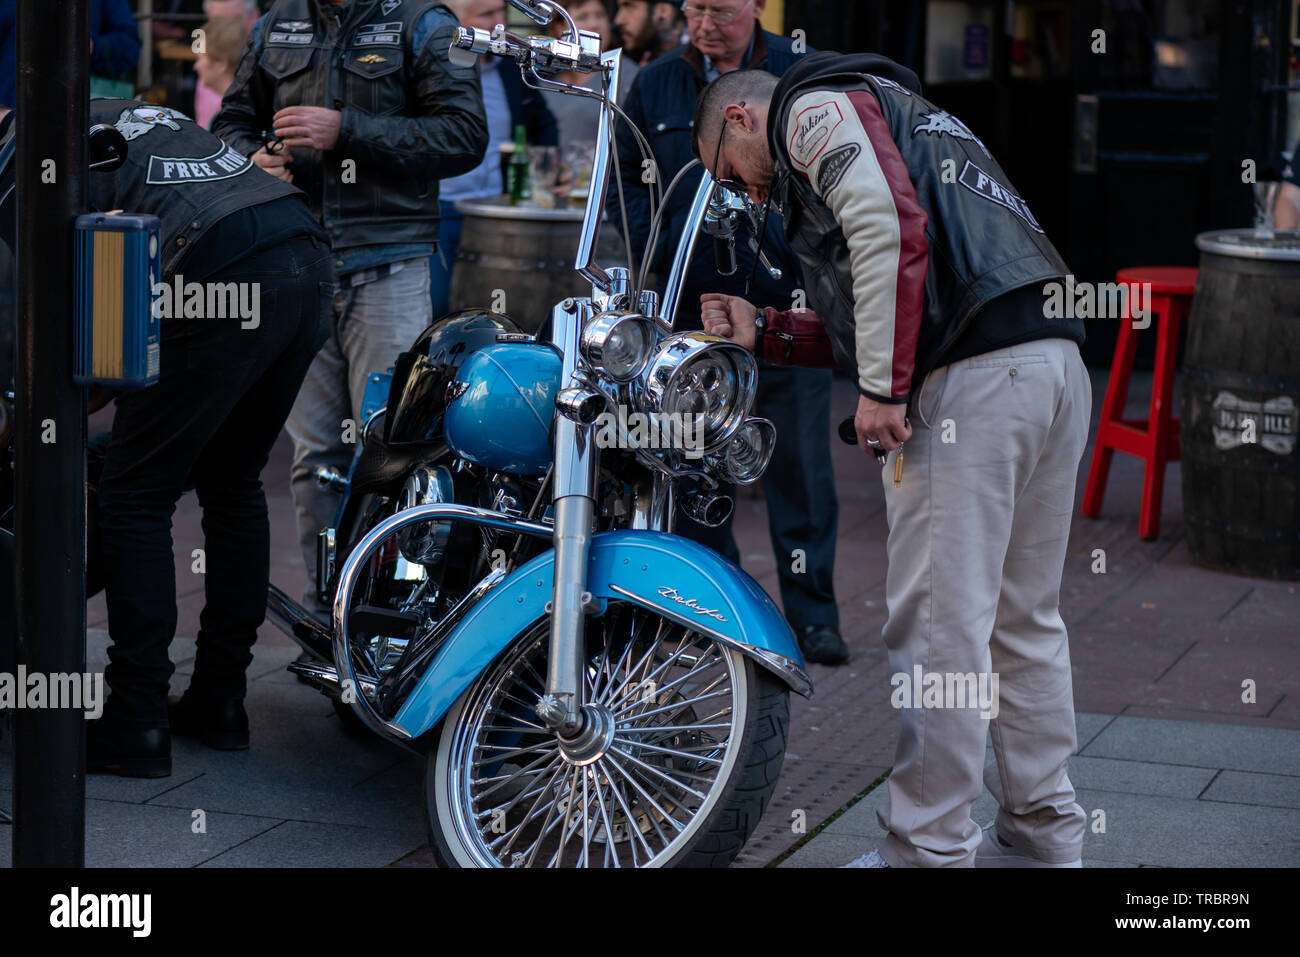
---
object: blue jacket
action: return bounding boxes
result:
[612,29,809,326]
[0,0,142,107]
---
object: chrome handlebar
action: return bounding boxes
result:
[449,24,604,77]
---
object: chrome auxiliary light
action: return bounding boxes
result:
[637,332,758,455]
[580,310,656,382]
[708,417,777,485]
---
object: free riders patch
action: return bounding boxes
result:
[789,100,844,169]
[816,143,861,196]
[958,160,1044,233]
[146,144,253,184]
[355,21,403,46]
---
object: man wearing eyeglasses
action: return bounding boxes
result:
[692,54,1090,868]
[613,0,847,666]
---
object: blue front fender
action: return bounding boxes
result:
[393,530,812,740]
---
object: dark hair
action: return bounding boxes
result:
[690,69,779,160]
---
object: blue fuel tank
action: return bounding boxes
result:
[443,341,562,476]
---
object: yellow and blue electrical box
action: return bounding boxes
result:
[74,211,161,389]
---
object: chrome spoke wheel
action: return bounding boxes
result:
[427,600,758,868]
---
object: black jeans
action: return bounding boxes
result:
[97,235,332,728]
[677,364,841,630]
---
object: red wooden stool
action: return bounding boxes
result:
[1080,266,1199,540]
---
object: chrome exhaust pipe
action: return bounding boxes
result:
[266,583,334,661]
[286,655,377,700]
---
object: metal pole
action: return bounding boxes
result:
[12,0,89,867]
[137,0,154,93]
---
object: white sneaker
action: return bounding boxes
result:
[842,848,890,868]
[974,823,1081,868]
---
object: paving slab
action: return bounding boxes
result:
[1066,755,1218,799]
[0,796,281,868]
[1081,716,1300,776]
[200,819,424,868]
[1200,769,1300,810]
[1075,788,1300,867]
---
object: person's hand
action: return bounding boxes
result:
[273,106,342,151]
[700,294,758,352]
[554,161,574,199]
[252,144,294,183]
[854,393,912,454]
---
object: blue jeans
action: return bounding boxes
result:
[429,199,466,317]
[286,256,433,601]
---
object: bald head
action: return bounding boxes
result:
[691,69,778,161]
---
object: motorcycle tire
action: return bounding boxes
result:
[422,604,790,868]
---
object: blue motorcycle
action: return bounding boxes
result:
[266,0,812,868]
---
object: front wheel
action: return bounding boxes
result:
[423,601,790,867]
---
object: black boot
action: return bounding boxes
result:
[87,718,171,778]
[168,687,249,751]
[798,625,850,666]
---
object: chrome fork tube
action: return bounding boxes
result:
[540,299,598,733]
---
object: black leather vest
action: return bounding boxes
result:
[770,56,1072,393]
[88,98,303,280]
[217,0,466,254]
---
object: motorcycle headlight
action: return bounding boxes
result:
[638,332,758,454]
[581,310,655,382]
[709,417,777,485]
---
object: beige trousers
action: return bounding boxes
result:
[875,337,1091,867]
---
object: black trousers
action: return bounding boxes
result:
[678,364,840,630]
[97,235,332,728]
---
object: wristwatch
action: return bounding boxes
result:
[752,308,767,356]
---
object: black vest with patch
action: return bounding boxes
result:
[88,99,303,280]
[245,0,445,251]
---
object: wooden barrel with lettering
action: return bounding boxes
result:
[448,198,630,334]
[1181,229,1300,579]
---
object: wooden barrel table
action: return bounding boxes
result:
[449,198,631,334]
[1181,228,1300,579]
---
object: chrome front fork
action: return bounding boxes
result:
[538,299,598,735]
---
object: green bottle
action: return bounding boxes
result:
[507,124,531,205]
